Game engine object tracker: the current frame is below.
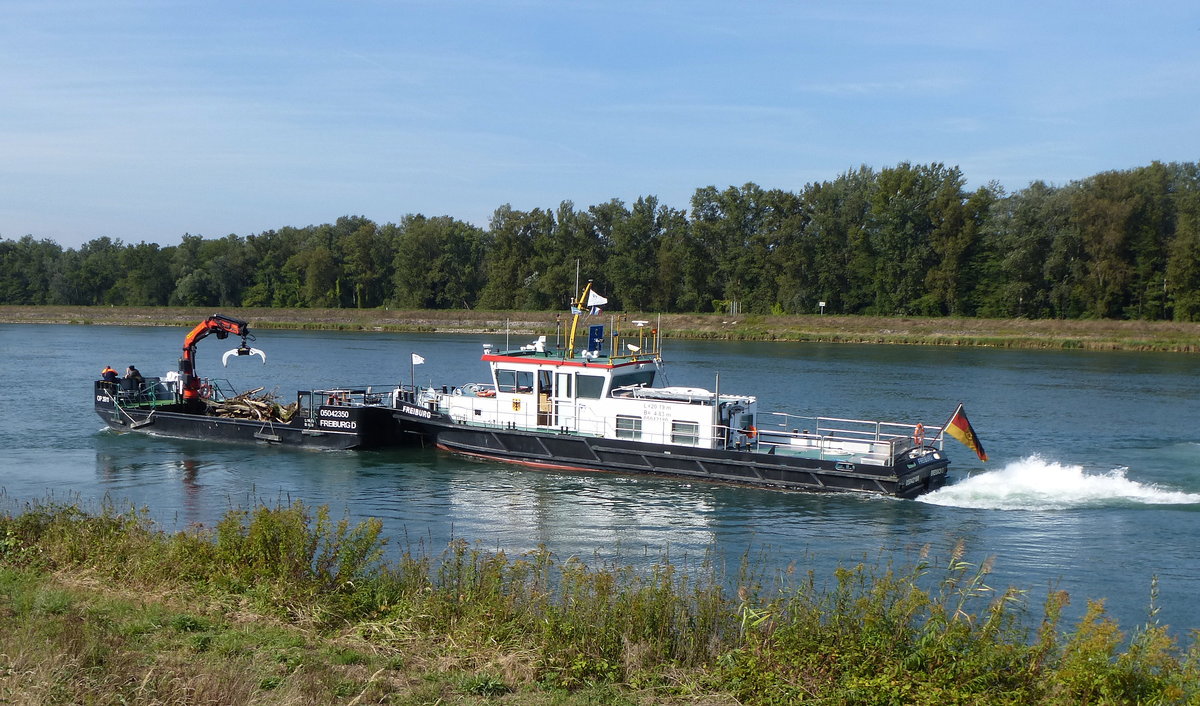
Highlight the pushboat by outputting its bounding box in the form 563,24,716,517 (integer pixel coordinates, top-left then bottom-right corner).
391,284,956,499
94,314,402,450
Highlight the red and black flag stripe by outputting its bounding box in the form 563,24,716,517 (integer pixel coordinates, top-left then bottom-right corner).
944,403,988,462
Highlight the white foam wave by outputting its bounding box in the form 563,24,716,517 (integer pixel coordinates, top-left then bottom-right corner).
919,454,1200,510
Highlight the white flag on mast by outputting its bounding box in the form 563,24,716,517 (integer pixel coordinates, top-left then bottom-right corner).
411,353,425,365
586,290,608,308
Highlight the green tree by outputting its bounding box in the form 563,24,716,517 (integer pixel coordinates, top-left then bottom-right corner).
242,227,306,307
865,164,954,314
608,196,665,312
0,236,64,304
201,234,250,307
750,188,808,314
1166,181,1200,320
690,183,774,312
1124,162,1176,319
112,241,173,305
649,204,694,312
169,234,207,305
77,237,125,305
391,216,486,308
976,182,1069,317
799,166,876,314
284,246,339,307
528,202,604,310
1072,170,1139,318
477,205,544,310
342,220,392,308
923,182,997,316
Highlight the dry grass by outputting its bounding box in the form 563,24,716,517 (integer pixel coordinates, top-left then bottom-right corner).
3,305,1199,351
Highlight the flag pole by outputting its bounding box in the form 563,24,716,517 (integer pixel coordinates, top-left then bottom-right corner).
935,402,963,442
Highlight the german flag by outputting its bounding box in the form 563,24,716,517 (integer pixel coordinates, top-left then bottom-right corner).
944,403,988,462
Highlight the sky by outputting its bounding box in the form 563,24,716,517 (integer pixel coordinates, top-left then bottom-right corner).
2,1,1198,249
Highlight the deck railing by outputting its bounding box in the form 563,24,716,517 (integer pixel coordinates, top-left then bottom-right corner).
759,412,944,459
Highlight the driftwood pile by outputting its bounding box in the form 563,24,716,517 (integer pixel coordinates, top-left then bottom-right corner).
204,387,299,423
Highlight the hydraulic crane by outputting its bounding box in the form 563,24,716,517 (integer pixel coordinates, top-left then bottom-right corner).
178,314,265,407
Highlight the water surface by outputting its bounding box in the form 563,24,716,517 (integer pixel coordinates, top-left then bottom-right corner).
2,323,1198,634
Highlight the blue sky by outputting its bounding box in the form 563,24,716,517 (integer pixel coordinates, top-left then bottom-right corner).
2,1,1197,248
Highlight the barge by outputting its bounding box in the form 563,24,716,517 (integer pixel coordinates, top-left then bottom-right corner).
93,314,402,450
392,284,978,498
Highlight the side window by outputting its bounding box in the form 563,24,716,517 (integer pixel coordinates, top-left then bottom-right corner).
515,370,533,393
615,415,642,440
577,374,605,399
671,421,699,446
495,369,517,393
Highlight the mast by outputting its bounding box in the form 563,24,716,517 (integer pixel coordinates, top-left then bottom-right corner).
566,280,593,358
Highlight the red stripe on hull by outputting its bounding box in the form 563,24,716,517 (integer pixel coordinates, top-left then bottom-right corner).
436,443,602,473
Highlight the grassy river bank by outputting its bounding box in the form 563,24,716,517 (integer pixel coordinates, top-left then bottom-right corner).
1,500,1196,705
3,305,1200,352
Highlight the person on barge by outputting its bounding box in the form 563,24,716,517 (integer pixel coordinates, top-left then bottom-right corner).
125,365,144,386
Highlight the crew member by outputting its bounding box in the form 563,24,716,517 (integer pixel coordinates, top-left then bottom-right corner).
125,365,144,387
100,365,118,382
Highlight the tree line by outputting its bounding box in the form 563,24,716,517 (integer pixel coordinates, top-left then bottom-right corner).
3,160,1200,320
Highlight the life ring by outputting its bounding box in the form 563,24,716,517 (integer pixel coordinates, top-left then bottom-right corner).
747,426,757,439
913,423,925,447
198,384,212,400
477,389,496,398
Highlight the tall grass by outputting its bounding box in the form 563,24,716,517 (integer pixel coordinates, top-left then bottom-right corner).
1,499,1197,704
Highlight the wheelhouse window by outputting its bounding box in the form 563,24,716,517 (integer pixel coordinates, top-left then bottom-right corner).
671,421,699,446
496,369,534,393
615,415,642,440
577,374,606,399
611,369,655,389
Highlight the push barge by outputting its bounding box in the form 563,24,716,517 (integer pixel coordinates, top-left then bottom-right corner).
392,284,968,499
94,314,401,450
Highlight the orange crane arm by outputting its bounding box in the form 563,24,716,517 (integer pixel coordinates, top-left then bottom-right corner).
179,314,251,401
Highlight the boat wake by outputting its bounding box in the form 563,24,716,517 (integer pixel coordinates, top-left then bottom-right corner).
919,454,1200,510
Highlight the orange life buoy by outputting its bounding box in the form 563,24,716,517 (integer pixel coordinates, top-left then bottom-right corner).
477,388,496,398
747,426,757,439
913,423,925,447
198,384,212,400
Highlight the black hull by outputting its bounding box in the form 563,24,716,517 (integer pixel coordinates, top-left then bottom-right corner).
95,385,399,450
395,413,949,499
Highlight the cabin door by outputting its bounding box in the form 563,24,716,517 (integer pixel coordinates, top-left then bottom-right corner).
536,370,554,427
550,371,574,429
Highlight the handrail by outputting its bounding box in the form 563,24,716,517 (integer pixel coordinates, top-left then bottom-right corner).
766,412,944,452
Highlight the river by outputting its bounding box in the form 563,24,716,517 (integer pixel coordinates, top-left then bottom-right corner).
2,322,1199,636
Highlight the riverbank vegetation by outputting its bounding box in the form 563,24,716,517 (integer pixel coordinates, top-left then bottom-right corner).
4,304,1199,353
1,499,1196,704
4,161,1200,322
